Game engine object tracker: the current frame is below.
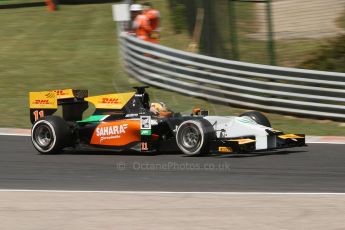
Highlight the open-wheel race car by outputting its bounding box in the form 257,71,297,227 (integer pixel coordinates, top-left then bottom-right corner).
29,86,306,156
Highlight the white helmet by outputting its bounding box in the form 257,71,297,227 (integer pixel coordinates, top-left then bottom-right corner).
130,4,143,12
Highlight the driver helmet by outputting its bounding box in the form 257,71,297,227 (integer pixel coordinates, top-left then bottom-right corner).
150,102,172,117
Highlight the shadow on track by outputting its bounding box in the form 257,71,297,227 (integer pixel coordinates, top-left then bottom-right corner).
56,148,180,156
55,148,307,158
213,149,308,158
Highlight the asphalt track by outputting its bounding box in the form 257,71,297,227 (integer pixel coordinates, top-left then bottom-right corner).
0,136,344,192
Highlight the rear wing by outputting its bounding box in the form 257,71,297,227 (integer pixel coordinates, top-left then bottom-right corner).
29,89,88,124
83,87,151,115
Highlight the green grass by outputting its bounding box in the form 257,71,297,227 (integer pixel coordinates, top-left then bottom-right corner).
0,4,125,127
237,38,325,67
0,3,344,136
235,1,257,34
0,0,40,4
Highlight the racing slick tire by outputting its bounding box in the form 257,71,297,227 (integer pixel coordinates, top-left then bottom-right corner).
240,111,271,127
31,116,71,154
176,119,213,156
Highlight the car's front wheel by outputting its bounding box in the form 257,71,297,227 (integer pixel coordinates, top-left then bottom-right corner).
176,120,212,156
31,116,71,154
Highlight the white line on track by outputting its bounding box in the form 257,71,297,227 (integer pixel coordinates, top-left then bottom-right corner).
306,142,345,144
0,189,344,195
0,133,30,137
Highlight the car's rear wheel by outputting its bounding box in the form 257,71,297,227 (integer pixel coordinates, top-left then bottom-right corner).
31,116,71,154
240,111,271,127
176,120,212,156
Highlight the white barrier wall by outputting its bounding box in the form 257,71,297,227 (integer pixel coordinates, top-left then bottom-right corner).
119,33,345,121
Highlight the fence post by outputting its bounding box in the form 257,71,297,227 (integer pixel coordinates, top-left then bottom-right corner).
266,0,276,65
229,0,239,60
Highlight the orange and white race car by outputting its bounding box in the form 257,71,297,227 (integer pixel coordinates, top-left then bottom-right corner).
29,86,306,156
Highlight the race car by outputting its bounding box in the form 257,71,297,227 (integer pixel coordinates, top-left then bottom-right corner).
29,86,306,156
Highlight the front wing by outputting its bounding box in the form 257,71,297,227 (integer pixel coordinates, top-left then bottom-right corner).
210,134,306,154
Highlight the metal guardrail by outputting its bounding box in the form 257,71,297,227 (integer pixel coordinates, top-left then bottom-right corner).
119,33,345,121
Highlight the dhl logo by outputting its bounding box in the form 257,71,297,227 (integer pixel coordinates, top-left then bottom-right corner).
101,98,120,104
54,90,66,96
33,99,53,105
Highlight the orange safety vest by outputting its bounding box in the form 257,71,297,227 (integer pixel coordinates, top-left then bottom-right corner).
133,14,152,42
45,0,57,11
